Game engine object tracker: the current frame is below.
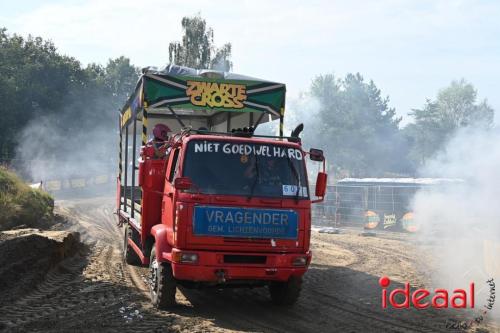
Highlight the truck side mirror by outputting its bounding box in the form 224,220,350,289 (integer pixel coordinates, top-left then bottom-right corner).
315,172,328,198
174,177,192,190
309,148,324,162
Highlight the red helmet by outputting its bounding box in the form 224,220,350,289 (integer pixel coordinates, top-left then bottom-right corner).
153,124,171,140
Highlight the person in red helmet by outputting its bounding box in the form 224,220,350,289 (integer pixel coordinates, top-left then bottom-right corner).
148,124,171,158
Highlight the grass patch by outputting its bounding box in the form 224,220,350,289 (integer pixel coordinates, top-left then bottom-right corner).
0,167,54,231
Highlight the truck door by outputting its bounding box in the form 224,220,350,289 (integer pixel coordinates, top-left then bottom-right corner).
162,148,180,244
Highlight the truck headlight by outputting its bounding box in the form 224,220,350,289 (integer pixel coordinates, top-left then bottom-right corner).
173,251,198,263
181,253,198,263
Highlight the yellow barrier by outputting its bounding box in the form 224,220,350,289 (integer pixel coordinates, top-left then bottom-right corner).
95,175,109,184
39,174,115,192
70,178,86,188
45,180,62,191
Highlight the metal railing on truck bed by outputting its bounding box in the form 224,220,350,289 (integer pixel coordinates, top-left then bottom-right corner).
119,185,142,216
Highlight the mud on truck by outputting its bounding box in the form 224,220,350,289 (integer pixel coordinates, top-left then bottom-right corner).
117,65,327,308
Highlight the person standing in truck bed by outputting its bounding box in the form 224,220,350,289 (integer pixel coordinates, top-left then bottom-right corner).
148,124,171,158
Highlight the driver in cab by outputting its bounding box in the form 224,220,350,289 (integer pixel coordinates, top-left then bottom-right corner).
244,157,282,187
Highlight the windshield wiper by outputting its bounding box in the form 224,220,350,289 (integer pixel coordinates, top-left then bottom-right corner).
247,155,260,201
285,154,301,202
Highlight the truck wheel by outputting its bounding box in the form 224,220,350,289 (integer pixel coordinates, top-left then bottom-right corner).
269,276,302,306
123,225,141,265
149,247,176,309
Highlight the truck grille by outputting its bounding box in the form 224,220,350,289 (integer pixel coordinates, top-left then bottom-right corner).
223,255,267,264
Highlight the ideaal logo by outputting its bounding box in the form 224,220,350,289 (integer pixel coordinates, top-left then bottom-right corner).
379,276,475,309
186,80,247,109
379,276,495,330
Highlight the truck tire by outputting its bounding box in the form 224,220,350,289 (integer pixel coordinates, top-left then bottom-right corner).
123,225,141,265
149,247,176,309
269,276,302,306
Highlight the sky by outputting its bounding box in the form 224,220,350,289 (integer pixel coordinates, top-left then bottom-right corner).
2,0,499,124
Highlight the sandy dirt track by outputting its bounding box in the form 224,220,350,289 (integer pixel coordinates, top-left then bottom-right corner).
0,197,496,332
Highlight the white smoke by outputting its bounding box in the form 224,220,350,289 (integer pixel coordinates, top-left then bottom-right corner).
14,98,118,198
412,126,500,320
253,93,321,139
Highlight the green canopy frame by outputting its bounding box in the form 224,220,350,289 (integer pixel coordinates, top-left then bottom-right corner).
118,65,287,218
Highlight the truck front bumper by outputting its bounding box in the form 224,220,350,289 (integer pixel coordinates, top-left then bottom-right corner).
165,250,311,283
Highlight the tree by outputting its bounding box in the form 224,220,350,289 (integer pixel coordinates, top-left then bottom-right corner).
406,79,494,165
0,28,139,182
13,55,139,181
168,15,233,71
306,73,407,177
0,28,83,160
210,43,232,71
104,56,139,102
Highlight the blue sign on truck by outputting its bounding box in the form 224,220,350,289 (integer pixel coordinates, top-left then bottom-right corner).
193,206,298,239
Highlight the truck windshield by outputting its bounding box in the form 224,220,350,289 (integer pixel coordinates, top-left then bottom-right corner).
182,140,309,199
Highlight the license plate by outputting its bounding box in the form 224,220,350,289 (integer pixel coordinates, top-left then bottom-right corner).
193,206,298,239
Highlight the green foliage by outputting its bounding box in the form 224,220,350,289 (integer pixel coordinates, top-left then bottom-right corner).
0,167,53,230
169,15,233,71
0,28,82,160
211,43,232,72
1,25,496,181
406,79,494,165
0,28,139,178
101,56,140,106
307,73,407,177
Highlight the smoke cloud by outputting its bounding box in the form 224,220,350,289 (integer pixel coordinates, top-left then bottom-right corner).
412,126,500,319
14,94,118,198
253,94,321,141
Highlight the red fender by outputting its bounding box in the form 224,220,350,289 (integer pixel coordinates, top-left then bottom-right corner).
150,224,173,262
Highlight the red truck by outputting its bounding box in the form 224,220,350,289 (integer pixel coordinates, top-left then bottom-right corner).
117,65,327,308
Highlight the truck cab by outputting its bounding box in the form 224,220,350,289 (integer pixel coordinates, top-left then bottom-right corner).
117,65,327,308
